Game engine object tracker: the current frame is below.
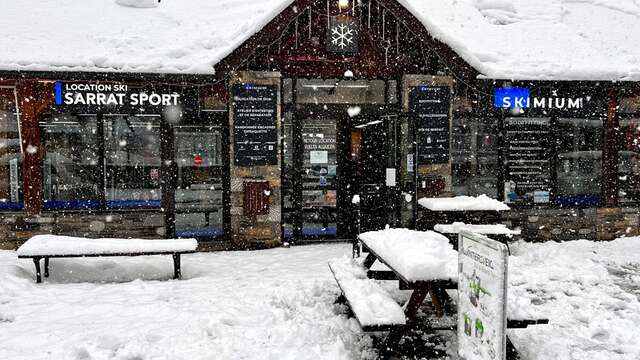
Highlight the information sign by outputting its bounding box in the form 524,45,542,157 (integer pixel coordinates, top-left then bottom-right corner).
458,231,509,360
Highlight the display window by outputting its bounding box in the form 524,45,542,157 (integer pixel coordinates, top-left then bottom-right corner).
0,87,22,210
619,117,640,204
41,114,100,209
104,115,161,208
452,117,499,198
555,118,604,206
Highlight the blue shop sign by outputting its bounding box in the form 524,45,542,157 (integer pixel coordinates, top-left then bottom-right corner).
494,88,530,108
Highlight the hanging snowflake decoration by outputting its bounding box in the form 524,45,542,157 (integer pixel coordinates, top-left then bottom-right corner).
326,17,358,54
331,24,355,50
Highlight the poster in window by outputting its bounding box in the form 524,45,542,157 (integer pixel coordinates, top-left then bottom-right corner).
409,86,451,165
504,118,552,204
232,84,278,166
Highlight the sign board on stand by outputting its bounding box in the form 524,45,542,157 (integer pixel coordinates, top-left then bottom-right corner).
458,231,509,360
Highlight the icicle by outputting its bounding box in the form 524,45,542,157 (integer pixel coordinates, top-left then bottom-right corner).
295,18,299,49
327,0,330,29
308,7,312,40
382,9,385,40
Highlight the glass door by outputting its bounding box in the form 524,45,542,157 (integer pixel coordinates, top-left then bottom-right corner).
173,126,225,239
301,118,338,237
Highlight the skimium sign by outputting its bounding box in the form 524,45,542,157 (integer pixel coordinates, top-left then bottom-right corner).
494,88,587,110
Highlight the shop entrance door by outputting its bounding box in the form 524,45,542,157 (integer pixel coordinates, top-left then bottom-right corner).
283,105,402,241
173,125,226,239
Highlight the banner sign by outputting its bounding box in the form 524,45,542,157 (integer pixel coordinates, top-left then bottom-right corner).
409,86,451,165
504,117,552,204
493,87,604,117
54,81,181,113
232,83,278,166
458,231,509,360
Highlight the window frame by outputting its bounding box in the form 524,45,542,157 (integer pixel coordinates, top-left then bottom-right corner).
0,86,24,210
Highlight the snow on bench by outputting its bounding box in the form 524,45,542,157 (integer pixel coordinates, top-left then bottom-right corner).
329,257,406,331
17,235,198,283
434,222,521,236
418,195,510,211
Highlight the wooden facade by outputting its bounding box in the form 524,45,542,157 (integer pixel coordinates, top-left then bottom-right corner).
0,0,638,250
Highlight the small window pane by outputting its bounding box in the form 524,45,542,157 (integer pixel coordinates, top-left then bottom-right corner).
41,115,100,209
619,117,640,203
0,88,22,209
104,115,161,208
452,118,498,198
556,118,604,206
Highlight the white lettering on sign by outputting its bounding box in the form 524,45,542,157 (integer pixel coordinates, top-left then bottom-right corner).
502,96,585,110
57,82,180,107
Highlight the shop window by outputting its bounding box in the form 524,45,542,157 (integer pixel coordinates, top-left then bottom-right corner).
174,126,225,238
452,118,499,198
619,117,640,204
41,115,100,209
104,115,161,208
0,87,22,210
555,118,604,206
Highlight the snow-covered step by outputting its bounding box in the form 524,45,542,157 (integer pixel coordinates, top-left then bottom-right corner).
329,258,406,331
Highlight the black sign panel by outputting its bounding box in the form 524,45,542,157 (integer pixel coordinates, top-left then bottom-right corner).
54,81,184,113
326,16,359,54
410,86,451,165
232,84,278,166
504,118,552,204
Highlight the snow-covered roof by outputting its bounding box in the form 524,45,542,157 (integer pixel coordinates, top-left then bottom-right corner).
1,0,639,81
398,0,640,81
0,0,294,75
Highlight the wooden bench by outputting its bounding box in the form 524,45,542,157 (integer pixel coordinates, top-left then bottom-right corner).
17,235,198,283
328,258,406,332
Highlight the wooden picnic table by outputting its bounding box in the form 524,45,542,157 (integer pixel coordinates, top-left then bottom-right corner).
357,229,459,354
349,229,547,358
417,195,510,231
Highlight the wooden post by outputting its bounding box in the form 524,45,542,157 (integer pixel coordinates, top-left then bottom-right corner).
604,87,619,207
17,81,43,215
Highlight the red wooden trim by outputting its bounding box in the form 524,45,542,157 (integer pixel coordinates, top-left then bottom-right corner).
213,0,478,82
17,81,43,215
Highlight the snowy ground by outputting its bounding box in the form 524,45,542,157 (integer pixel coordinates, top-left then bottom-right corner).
1,238,639,360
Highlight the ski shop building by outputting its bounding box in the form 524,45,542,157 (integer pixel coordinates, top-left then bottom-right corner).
0,0,639,250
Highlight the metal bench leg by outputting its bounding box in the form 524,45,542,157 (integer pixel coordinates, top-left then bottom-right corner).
44,257,50,278
32,257,42,283
172,254,181,279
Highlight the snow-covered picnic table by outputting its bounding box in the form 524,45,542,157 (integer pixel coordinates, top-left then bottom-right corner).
331,228,548,358
418,195,511,212
417,195,512,233
17,235,198,283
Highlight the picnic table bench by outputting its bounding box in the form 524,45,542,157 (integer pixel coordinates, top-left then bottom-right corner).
331,228,547,359
17,235,198,283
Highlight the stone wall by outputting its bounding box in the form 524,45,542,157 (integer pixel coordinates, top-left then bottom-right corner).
0,211,166,250
501,207,640,242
